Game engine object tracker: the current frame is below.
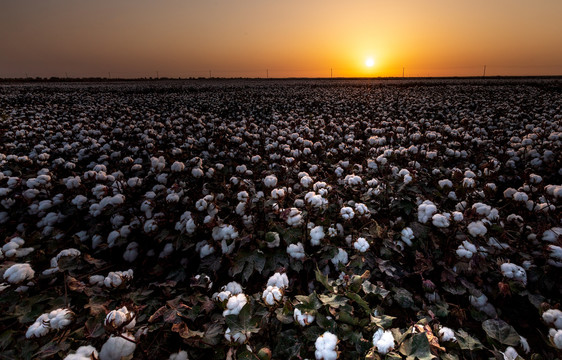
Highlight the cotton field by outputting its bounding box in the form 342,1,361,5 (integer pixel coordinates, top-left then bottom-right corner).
0,78,561,359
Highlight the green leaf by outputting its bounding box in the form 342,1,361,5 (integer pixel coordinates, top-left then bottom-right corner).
362,280,390,299
315,267,336,292
455,329,483,351
225,304,260,334
370,315,396,329
319,294,348,308
400,333,434,360
273,329,302,359
295,292,322,313
203,323,223,346
482,319,520,346
346,292,371,312
392,288,414,309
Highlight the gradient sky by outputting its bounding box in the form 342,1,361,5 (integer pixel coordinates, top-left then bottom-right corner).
1,0,562,78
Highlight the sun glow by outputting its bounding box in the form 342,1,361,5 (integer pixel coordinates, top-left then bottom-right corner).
365,57,375,67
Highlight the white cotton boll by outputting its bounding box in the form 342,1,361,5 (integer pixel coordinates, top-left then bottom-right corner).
340,206,355,220
472,202,491,216
300,175,313,188
26,314,50,338
315,331,338,360
265,232,280,248
401,227,414,246
195,199,208,211
372,328,395,355
503,347,519,360
191,168,204,178
448,191,458,200
310,226,325,246
462,177,475,188
89,275,104,286
287,242,305,260
224,327,249,344
550,328,562,349
452,211,464,221
286,208,303,226
417,200,437,223
438,179,453,189
519,336,530,353
271,188,286,199
343,174,362,186
542,309,562,329
353,237,370,253
235,202,246,215
263,175,278,188
168,350,188,360
439,327,457,342
3,263,34,284
144,219,158,233
159,243,174,258
548,245,562,267
99,333,136,360
267,272,289,289
331,248,348,266
354,203,370,216
262,285,283,305
500,263,527,285
542,227,562,242
171,161,185,172
456,240,477,258
467,221,487,237
294,308,315,326
199,244,215,258
223,293,248,316
503,188,517,199
432,213,450,228
105,307,136,331
49,308,74,330
64,345,99,360
223,281,243,295
512,192,528,202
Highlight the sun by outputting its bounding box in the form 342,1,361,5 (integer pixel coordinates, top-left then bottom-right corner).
365,57,375,67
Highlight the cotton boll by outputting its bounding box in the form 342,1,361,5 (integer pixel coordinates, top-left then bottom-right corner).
267,272,289,289
354,203,370,217
542,309,562,329
547,245,562,267
452,211,464,221
438,326,457,342
310,226,325,246
262,286,283,305
159,243,174,258
519,336,530,353
223,294,248,316
3,263,35,284
456,240,477,258
99,333,136,360
502,346,519,360
263,175,278,188
123,242,139,262
353,237,370,252
315,331,338,360
372,328,395,355
286,208,303,226
25,314,50,338
549,328,562,349
63,345,98,360
287,242,305,260
294,308,315,326
265,232,280,248
401,227,414,246
542,227,562,242
467,221,487,237
49,308,74,330
331,248,348,266
105,306,136,332
224,327,249,344
500,263,527,285
168,350,188,360
417,200,437,223
432,213,450,228
340,206,355,220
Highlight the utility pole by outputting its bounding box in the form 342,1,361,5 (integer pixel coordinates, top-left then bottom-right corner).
483,65,486,77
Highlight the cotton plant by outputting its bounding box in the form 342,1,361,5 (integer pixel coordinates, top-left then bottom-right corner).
372,328,395,355
89,269,133,288
315,331,338,360
26,308,74,338
104,306,136,332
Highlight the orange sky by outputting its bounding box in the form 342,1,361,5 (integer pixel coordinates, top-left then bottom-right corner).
1,0,561,78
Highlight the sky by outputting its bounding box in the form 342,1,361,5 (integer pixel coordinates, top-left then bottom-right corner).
1,0,562,78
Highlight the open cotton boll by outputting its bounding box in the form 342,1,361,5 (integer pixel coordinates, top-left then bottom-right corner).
401,227,414,246
432,213,450,228
63,345,98,360
105,306,136,332
262,286,283,305
372,328,395,355
123,242,139,262
26,314,50,338
542,309,562,329
294,308,315,326
168,350,188,360
263,174,278,188
502,347,519,360
225,327,249,344
519,336,530,353
456,240,477,258
315,331,338,360
438,326,457,342
223,293,248,316
500,263,527,285
547,245,562,267
99,333,136,360
310,226,325,246
438,179,453,189
417,200,437,223
287,242,305,259
340,206,355,220
549,328,562,349
265,232,280,248
354,203,370,216
267,272,289,289
331,248,348,266
353,237,370,253
542,227,562,242
49,308,74,330
286,208,303,226
512,192,528,202
467,221,487,237
3,263,35,284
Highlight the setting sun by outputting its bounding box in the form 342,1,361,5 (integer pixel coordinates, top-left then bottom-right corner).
365,58,375,68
